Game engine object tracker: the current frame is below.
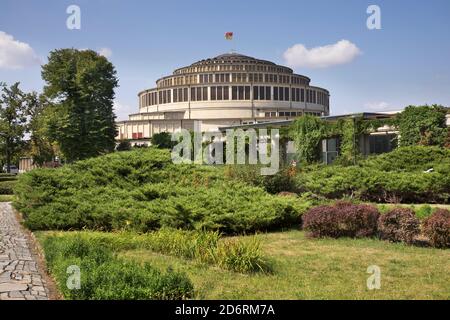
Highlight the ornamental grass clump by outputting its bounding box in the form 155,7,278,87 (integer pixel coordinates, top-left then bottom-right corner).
215,236,272,273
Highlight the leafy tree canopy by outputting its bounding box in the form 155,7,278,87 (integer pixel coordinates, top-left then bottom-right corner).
41,48,119,162
396,105,448,147
0,82,28,171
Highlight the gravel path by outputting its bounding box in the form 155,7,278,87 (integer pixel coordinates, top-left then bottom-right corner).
0,202,49,300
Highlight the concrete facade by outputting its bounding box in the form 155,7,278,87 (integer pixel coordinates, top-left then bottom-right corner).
116,53,330,145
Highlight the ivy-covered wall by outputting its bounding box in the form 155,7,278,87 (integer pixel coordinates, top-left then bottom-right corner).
288,105,448,165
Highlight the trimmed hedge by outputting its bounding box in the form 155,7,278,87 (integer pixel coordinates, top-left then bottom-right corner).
378,208,420,244
423,209,450,248
302,202,379,238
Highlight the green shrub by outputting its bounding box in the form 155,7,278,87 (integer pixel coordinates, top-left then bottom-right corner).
116,140,132,151
363,146,450,172
423,209,450,248
414,205,433,220
15,149,307,234
378,208,420,244
151,132,176,149
42,233,194,300
0,180,16,195
224,164,297,194
295,147,450,203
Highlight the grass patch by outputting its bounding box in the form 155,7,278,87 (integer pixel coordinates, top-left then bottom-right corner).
375,203,450,219
40,232,194,300
37,229,271,274
119,230,450,299
0,194,14,202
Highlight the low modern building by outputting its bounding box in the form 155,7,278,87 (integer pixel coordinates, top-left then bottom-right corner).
116,52,330,145
221,111,450,164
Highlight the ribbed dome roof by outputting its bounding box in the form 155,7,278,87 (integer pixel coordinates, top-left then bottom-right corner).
190,52,277,66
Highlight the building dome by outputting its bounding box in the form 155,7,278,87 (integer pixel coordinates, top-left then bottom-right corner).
184,53,281,69
117,52,330,143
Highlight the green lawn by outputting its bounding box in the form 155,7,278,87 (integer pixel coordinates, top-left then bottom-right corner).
119,230,450,300
0,194,14,202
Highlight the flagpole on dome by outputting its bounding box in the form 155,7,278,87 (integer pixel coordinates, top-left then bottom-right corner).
225,32,234,54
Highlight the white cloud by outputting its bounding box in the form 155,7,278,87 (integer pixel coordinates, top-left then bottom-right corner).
283,40,361,69
364,101,392,111
0,31,40,69
98,47,112,58
113,100,134,120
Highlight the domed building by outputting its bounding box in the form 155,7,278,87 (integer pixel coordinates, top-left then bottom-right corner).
116,53,330,144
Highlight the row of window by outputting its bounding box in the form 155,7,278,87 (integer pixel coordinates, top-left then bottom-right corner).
273,87,291,101
210,86,230,100
231,86,251,100
158,89,171,104
173,88,189,103
158,73,309,88
141,86,329,107
174,63,291,75
264,111,322,117
190,87,209,101
253,86,271,100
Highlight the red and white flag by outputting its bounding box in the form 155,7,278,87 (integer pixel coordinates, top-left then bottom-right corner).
225,32,233,40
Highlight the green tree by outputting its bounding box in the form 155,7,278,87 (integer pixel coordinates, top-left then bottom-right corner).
41,48,119,162
396,105,448,147
0,82,28,172
151,132,176,149
116,140,131,151
289,115,327,164
25,92,57,166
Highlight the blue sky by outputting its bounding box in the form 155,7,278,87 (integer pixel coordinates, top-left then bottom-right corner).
1,0,449,119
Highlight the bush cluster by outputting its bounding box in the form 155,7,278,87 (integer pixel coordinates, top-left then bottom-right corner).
378,208,420,244
302,202,379,238
295,147,450,203
42,233,194,300
0,180,16,195
224,164,297,194
423,209,450,248
14,148,307,234
303,203,449,248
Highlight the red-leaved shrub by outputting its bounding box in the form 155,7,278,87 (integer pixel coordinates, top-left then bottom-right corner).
423,209,450,248
378,208,420,244
302,202,379,238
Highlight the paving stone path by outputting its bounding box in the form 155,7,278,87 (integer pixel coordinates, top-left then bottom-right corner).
0,202,49,300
